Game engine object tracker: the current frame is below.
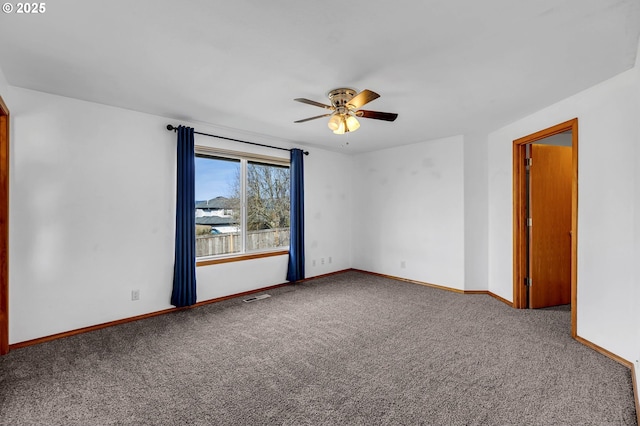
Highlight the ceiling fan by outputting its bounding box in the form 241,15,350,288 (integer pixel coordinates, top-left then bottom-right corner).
294,88,398,134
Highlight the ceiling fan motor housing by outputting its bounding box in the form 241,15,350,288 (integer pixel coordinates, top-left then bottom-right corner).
328,88,358,112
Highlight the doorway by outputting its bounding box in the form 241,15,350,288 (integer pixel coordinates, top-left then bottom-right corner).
0,95,8,355
513,118,578,337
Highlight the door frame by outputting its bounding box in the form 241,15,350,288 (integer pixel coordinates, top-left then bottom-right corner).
512,118,578,337
0,95,8,355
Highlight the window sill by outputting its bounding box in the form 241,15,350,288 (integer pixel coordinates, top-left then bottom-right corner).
196,249,289,267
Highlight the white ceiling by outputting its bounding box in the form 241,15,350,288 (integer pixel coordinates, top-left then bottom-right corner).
1,0,639,153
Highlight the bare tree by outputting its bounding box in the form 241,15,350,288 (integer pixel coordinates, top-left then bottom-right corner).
231,162,290,231
247,162,290,230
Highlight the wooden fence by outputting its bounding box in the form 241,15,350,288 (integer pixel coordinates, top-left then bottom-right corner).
196,228,289,257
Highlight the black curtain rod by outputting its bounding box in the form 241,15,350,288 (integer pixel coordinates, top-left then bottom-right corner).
166,125,309,155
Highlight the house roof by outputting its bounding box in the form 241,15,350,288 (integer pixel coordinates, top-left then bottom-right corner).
196,197,232,210
0,1,638,153
195,216,238,226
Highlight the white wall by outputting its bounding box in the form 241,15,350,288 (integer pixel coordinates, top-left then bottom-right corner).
7,87,351,344
488,67,640,362
0,66,9,101
463,133,489,290
304,147,353,276
9,87,175,343
632,43,640,404
351,136,465,290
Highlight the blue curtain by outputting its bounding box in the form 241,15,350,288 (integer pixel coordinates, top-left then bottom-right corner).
287,148,305,282
171,126,197,307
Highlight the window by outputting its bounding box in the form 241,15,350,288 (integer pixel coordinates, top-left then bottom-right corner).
195,148,290,259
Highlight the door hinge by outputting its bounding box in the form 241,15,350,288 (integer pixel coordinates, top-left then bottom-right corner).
525,157,532,167
527,217,532,227
524,277,532,286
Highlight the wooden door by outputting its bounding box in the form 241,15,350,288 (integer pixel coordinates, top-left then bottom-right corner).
529,144,572,308
0,95,8,354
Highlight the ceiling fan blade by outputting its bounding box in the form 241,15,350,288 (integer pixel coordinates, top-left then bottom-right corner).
294,98,334,110
347,89,380,109
294,113,332,123
356,110,398,122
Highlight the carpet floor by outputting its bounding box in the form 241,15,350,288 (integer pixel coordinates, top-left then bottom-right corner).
0,271,636,425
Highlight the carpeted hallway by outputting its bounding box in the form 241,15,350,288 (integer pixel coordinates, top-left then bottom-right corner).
0,271,636,425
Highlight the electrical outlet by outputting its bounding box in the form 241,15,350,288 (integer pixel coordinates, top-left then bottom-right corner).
401,261,406,269
131,289,140,301
312,259,316,267
321,258,325,265
328,256,332,264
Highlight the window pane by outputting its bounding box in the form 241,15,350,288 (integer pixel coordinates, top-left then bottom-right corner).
246,161,290,251
195,156,241,257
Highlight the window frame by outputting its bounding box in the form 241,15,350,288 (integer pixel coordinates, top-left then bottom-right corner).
194,146,290,266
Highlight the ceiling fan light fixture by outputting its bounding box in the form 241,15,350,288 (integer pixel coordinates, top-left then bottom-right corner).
332,116,346,134
327,114,342,131
345,115,360,132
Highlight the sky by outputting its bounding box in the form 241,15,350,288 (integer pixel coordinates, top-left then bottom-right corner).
195,156,239,201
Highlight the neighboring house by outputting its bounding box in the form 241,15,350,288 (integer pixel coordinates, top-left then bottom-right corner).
195,197,238,233
195,196,235,218
195,215,239,234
